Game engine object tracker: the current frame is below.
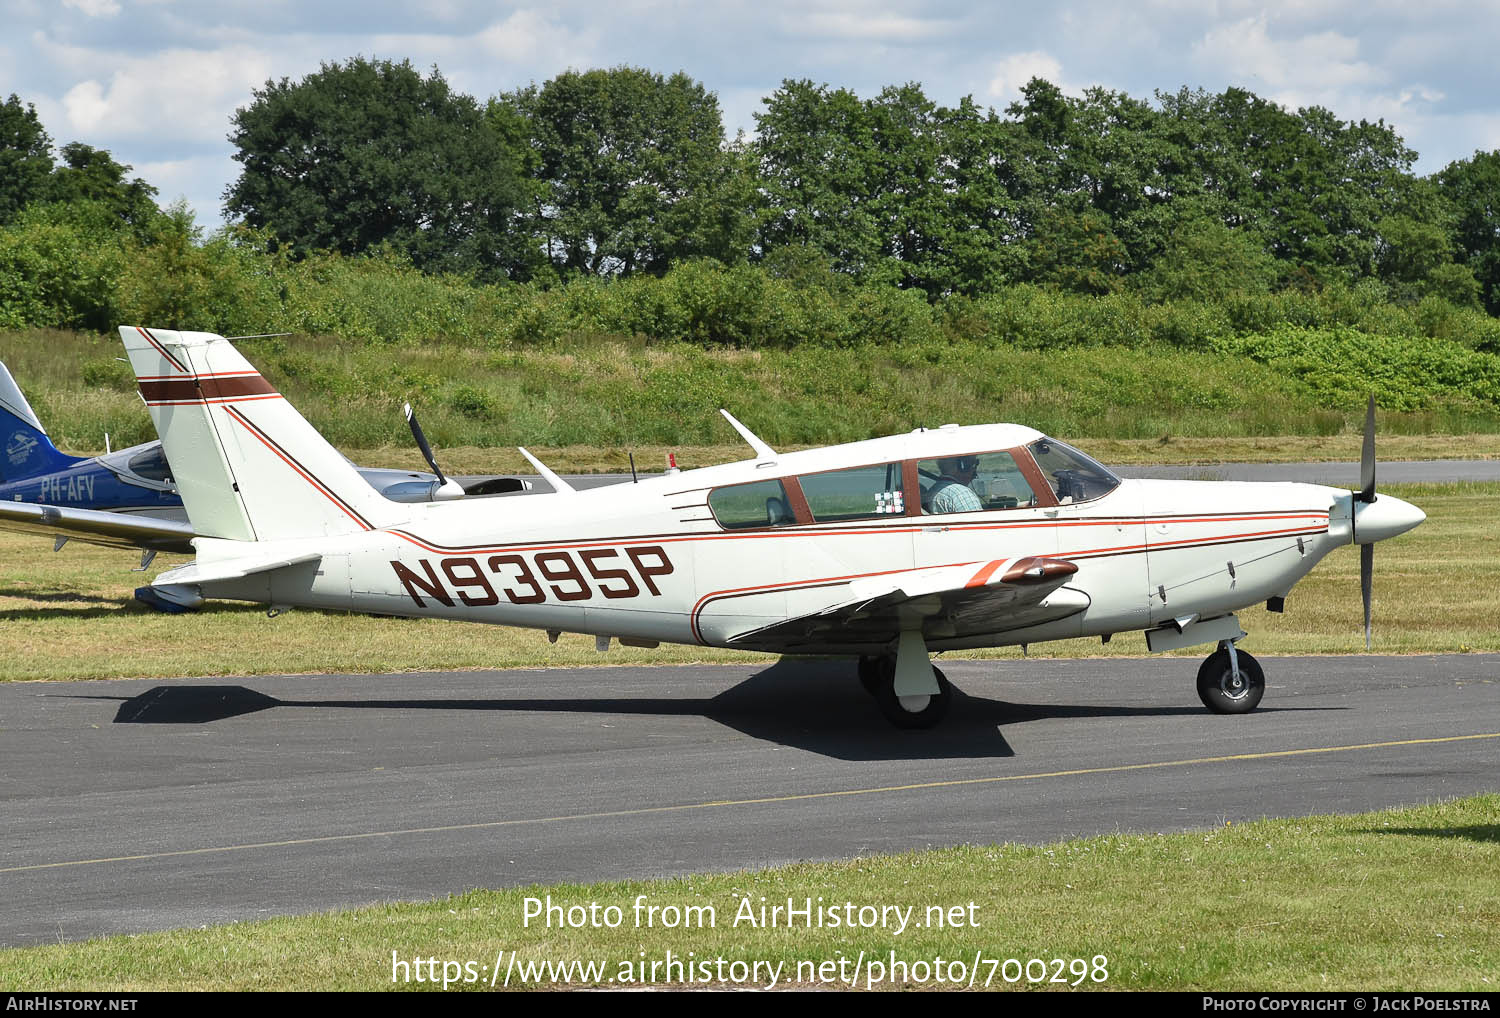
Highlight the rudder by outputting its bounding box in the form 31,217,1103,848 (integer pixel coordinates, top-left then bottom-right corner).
0,361,82,483
118,327,403,541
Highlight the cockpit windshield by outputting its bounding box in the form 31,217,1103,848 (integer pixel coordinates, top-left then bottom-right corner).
1026,438,1120,504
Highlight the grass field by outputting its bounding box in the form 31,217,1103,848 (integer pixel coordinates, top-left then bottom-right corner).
5,329,1499,459
2,795,1496,990
0,482,1494,682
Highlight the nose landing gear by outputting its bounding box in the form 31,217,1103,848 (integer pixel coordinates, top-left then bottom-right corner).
1196,640,1265,714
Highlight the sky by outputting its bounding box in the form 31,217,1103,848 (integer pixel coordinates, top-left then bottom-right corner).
5,0,1500,231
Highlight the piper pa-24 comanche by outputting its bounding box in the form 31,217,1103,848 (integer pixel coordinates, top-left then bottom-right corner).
71,326,1430,728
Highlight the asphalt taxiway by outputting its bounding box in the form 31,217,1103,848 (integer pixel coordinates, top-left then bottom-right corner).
1,654,1496,947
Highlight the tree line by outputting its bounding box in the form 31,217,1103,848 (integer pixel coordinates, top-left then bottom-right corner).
5,59,1500,317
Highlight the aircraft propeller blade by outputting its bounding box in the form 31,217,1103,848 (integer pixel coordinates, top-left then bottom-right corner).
1356,395,1375,648
1361,542,1373,651
403,402,448,487
1356,395,1376,503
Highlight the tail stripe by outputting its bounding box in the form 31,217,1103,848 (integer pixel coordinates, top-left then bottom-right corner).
135,327,190,374
140,374,278,405
223,405,373,530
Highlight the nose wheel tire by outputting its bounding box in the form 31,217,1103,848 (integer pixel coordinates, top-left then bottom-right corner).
1196,647,1265,714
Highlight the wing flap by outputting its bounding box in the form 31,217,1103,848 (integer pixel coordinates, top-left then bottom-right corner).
726,556,1088,651
0,502,195,553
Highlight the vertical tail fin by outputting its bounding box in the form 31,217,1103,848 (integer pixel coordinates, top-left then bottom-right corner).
0,361,83,482
118,327,403,541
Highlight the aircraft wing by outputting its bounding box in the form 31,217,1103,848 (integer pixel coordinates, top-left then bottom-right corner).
725,556,1089,653
0,502,195,554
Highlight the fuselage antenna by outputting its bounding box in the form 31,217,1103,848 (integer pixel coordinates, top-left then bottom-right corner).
719,409,776,460
518,447,576,494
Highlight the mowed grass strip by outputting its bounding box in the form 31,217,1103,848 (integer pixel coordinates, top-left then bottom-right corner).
2,795,1496,991
0,483,1495,682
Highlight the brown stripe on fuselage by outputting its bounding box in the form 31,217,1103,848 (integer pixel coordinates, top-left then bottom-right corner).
139,373,277,404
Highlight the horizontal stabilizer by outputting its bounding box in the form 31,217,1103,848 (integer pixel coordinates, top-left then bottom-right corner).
150,545,322,587
0,501,195,553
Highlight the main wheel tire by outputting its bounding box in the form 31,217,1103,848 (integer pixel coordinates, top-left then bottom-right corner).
1196,647,1265,714
873,664,952,729
857,656,883,696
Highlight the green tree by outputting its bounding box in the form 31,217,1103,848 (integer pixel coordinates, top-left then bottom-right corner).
1027,207,1126,294
755,81,1024,296
47,142,159,236
0,200,128,330
1134,214,1277,302
224,57,534,279
1435,150,1500,313
0,95,55,226
938,96,1029,293
754,80,882,278
506,67,749,277
1208,90,1417,282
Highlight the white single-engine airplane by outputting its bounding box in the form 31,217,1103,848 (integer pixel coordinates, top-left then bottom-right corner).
92,326,1425,728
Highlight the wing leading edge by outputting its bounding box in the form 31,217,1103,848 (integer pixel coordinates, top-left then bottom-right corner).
724,556,1089,653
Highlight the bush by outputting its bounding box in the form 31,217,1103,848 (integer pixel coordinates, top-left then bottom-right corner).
1213,326,1500,412
0,202,125,330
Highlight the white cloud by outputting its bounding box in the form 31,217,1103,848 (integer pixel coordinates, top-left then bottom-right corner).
1191,13,1382,93
38,42,277,143
475,9,598,69
61,0,121,16
60,79,109,131
797,10,955,42
134,153,231,220
987,51,1066,104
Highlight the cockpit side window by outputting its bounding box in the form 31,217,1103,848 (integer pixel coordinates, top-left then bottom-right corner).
127,446,174,483
1026,438,1120,504
917,451,1039,514
708,478,796,529
797,462,906,523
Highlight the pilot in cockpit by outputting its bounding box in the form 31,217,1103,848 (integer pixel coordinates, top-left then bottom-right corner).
924,456,983,514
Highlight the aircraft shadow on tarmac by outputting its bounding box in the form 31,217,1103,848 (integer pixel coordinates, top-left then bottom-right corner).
68,659,1335,762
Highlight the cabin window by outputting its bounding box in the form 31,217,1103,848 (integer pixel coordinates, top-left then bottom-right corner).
708,478,796,529
1027,438,1120,503
127,446,174,483
797,462,905,522
917,451,1037,514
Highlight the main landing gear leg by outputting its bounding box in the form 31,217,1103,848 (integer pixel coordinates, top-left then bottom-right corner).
858,630,953,729
1196,637,1265,714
